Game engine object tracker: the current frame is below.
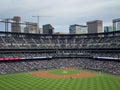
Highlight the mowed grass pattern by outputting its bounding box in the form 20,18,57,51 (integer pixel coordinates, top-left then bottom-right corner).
0,69,120,90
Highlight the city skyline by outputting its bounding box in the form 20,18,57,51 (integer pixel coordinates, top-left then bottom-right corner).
0,0,120,33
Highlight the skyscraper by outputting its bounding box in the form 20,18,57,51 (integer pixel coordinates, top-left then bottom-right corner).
24,23,37,34
117,22,120,30
11,16,21,33
87,20,103,34
113,18,120,31
104,26,113,32
69,24,88,34
43,24,54,34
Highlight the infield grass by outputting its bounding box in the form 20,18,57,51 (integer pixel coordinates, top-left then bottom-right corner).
0,69,120,90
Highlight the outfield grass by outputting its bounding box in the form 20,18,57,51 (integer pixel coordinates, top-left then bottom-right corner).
0,69,120,90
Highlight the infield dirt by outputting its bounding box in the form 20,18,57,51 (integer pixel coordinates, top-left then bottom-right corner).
31,71,97,78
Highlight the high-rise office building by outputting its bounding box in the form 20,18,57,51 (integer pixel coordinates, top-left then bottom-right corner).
104,26,113,32
69,24,88,34
113,18,120,31
117,22,120,30
43,24,54,34
87,20,103,34
11,16,21,33
24,23,37,34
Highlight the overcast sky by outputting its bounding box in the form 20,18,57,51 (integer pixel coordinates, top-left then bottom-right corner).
0,0,120,33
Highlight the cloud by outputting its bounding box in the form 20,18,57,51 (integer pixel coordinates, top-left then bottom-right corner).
0,0,120,32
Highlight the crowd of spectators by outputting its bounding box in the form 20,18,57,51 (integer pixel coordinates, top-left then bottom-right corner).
0,58,120,75
0,35,120,49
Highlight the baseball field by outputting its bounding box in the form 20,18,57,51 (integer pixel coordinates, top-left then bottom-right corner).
0,69,120,90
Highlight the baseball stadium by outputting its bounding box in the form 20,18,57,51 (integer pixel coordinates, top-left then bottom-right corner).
0,31,120,90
